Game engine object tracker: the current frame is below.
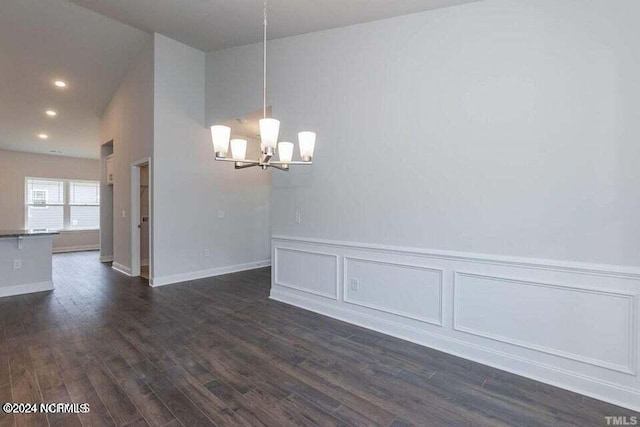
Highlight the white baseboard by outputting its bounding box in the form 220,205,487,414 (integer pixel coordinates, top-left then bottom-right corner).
53,245,99,254
0,281,54,298
100,255,113,262
112,262,132,276
271,235,640,412
151,260,270,287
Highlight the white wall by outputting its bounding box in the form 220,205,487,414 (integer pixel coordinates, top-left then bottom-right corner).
100,37,154,273
207,0,640,268
153,34,270,286
0,235,54,297
0,149,100,252
206,0,640,410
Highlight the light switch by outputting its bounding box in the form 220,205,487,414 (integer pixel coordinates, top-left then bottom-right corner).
295,211,302,224
13,259,22,270
350,278,360,291
121,210,126,218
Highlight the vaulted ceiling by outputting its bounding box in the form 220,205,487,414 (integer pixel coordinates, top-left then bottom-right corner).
0,0,149,158
68,0,476,52
0,0,475,159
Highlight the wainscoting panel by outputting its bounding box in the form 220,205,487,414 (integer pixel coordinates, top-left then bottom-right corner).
454,272,635,374
270,235,640,411
274,247,339,299
344,257,443,326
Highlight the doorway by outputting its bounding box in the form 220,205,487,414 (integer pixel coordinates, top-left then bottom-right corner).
131,158,151,280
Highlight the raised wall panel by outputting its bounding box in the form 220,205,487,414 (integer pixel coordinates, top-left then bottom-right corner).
453,272,636,374
274,247,338,299
270,235,640,411
344,257,442,325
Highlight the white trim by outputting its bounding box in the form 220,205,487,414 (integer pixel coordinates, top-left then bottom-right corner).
112,262,132,276
0,281,53,298
343,255,444,326
99,255,113,262
270,235,640,412
53,245,99,254
452,271,637,375
274,247,339,300
24,177,101,231
131,157,152,279
151,260,271,287
272,235,640,279
270,287,640,413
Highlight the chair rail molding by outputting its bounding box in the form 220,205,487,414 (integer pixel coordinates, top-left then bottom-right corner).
270,235,640,412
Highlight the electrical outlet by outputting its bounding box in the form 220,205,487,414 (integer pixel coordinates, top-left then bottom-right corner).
121,210,126,218
203,248,211,257
217,210,225,219
13,259,22,270
350,278,360,291
295,211,302,224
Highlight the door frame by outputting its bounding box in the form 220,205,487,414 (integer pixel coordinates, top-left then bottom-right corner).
131,157,152,279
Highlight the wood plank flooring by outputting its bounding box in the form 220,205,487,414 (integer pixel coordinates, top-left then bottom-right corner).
0,251,637,426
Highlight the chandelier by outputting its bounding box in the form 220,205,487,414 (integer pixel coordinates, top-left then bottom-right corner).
210,0,316,171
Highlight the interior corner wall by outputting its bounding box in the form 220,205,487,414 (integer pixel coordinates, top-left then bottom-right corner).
206,0,640,268
152,34,270,286
100,36,154,273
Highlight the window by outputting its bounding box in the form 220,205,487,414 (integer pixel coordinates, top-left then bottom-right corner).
26,179,65,230
25,178,100,231
69,181,100,230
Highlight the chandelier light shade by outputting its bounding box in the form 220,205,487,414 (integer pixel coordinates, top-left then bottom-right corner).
298,131,316,161
259,118,280,152
278,142,294,163
211,125,231,156
230,139,247,160
210,0,316,171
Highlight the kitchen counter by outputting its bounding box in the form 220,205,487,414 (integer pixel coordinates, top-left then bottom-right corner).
0,229,60,238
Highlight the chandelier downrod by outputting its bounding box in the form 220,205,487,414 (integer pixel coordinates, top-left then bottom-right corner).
263,0,267,119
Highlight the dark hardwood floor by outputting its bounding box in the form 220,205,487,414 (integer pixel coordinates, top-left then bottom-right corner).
0,251,637,426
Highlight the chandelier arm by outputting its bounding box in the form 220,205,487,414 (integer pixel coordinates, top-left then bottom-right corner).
271,164,290,171
216,157,245,163
234,162,260,169
216,157,261,165
270,160,313,165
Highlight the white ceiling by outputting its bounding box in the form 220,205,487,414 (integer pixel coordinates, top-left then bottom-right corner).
0,0,474,159
68,0,477,52
0,0,149,159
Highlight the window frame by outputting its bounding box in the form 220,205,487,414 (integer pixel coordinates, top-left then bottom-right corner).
25,177,100,231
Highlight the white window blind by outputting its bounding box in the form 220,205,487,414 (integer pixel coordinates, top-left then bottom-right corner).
26,179,65,230
27,179,65,205
25,178,100,231
69,181,100,230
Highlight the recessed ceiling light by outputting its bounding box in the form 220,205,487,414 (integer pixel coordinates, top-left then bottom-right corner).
38,133,49,139
53,80,67,88
45,110,57,117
